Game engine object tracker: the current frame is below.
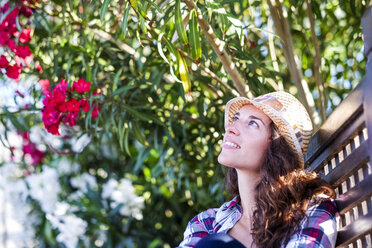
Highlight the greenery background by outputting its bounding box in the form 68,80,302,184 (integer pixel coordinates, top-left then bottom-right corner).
0,0,370,247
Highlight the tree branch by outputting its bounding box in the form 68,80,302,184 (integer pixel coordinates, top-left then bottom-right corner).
267,0,320,128
306,0,326,122
182,0,252,98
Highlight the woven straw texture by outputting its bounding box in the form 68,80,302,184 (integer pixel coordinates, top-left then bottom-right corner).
224,92,313,166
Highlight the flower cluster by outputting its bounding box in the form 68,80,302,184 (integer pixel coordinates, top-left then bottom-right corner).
102,178,145,220
0,1,39,81
41,78,101,135
20,131,44,166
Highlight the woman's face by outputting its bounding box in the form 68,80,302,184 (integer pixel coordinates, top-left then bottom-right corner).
218,104,272,172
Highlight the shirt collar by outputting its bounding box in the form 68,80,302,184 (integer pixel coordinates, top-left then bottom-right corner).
215,195,242,231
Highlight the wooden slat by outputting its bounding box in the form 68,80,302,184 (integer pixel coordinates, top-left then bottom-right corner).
305,82,364,165
362,7,372,166
307,113,365,173
323,141,369,186
336,173,372,215
336,210,372,247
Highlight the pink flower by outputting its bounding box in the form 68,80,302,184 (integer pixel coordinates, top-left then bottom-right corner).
23,143,44,165
15,90,24,98
6,64,21,80
19,28,31,43
39,79,50,95
73,78,91,93
79,99,90,112
0,55,9,68
66,98,80,112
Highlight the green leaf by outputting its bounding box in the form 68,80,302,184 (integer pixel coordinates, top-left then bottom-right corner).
123,104,164,126
163,35,178,62
157,33,170,64
142,0,163,13
189,9,201,61
111,85,135,97
131,121,148,146
112,68,123,92
175,0,189,46
123,126,131,156
121,2,130,38
177,51,191,96
100,0,112,23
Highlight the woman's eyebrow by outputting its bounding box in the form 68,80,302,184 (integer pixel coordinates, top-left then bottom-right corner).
249,115,266,127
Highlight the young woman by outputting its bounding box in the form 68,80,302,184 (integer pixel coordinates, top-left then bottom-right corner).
178,92,338,248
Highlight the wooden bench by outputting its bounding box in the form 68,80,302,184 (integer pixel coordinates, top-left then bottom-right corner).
305,7,372,248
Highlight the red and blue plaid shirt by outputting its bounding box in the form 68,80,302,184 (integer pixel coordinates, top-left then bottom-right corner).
178,196,338,248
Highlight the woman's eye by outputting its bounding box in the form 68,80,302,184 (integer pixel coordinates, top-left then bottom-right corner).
248,120,259,127
232,116,239,122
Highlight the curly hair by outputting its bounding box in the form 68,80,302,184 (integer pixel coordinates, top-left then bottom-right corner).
225,122,335,248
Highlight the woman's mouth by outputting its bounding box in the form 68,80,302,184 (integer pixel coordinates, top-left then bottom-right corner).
223,141,241,149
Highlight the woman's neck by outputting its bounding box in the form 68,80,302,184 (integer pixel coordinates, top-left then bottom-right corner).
236,169,260,219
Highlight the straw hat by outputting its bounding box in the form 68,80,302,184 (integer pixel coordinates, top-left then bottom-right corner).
224,92,313,166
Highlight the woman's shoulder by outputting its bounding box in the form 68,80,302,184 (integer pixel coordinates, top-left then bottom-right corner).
306,194,338,219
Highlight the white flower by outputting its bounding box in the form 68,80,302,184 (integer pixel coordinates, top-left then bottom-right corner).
56,157,81,175
26,166,61,213
101,178,144,220
47,210,87,248
71,134,92,153
70,172,98,193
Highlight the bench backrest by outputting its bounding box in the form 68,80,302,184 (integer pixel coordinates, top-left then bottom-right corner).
305,7,372,248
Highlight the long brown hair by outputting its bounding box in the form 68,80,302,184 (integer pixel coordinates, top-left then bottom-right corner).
225,122,335,247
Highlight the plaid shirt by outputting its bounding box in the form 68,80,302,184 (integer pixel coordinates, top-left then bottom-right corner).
178,196,338,248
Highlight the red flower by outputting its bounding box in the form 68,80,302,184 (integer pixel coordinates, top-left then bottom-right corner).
0,31,10,46
41,107,62,135
0,55,9,68
15,45,32,58
79,99,90,112
92,105,101,119
35,61,42,73
19,28,32,43
6,64,21,80
66,98,80,112
73,78,91,94
64,111,79,126
45,123,60,135
53,78,68,94
19,6,33,18
6,39,16,51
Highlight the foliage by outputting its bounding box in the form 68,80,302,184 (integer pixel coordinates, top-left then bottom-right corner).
0,0,369,247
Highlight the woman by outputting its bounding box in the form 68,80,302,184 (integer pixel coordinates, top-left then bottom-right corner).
178,92,338,248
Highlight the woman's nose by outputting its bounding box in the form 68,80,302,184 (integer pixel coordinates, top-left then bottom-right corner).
226,123,240,136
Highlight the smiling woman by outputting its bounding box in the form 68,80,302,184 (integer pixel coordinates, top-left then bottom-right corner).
177,92,338,248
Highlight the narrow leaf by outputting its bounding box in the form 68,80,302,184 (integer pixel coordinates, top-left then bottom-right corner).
157,33,170,64
177,51,191,95
189,9,201,61
175,0,189,46
100,0,112,23
121,2,130,38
